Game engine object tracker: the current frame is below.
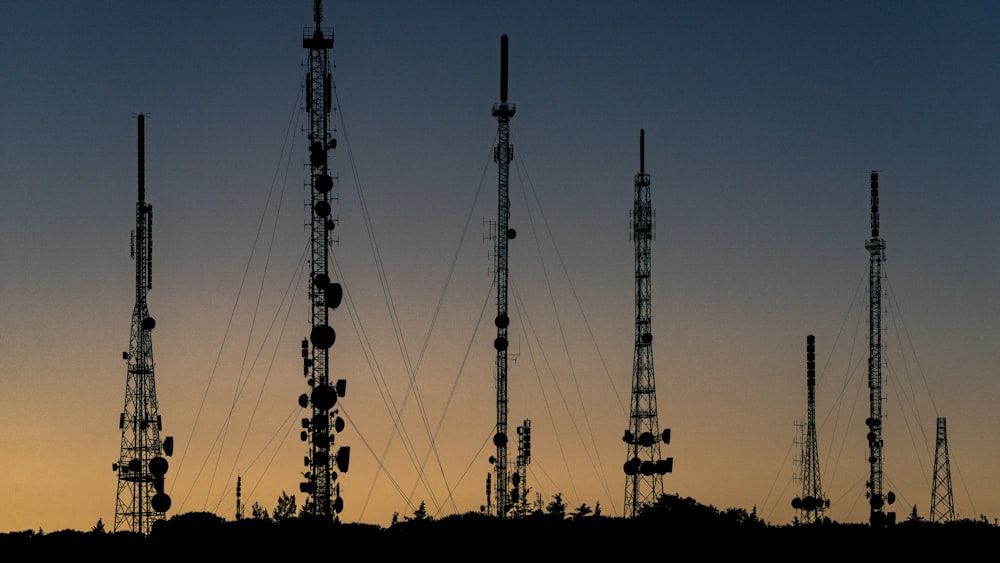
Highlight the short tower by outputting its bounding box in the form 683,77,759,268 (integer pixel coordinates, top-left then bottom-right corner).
930,417,955,523
791,335,829,522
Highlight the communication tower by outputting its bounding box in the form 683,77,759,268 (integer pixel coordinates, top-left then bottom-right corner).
236,475,244,520
792,335,829,522
930,417,955,522
865,170,895,527
622,130,672,517
484,473,492,516
113,113,174,535
297,0,350,519
513,419,532,517
488,33,516,518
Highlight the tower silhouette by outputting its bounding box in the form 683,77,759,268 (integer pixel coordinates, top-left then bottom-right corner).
236,475,244,521
792,335,829,522
865,170,895,527
930,417,955,522
113,113,174,535
623,130,672,517
513,419,531,517
297,0,349,519
489,33,516,517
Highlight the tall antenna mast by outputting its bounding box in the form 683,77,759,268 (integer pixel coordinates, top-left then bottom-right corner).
489,33,516,517
792,335,829,522
114,113,174,535
623,129,672,517
298,0,349,519
865,170,895,527
930,417,955,522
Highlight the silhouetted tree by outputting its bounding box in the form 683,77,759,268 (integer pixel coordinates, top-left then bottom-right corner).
724,507,748,524
908,505,923,522
272,491,297,521
405,501,429,522
90,518,105,533
546,493,566,519
251,502,271,521
593,501,602,517
572,503,592,519
643,493,725,527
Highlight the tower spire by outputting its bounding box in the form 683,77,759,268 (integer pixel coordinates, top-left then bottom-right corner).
623,129,672,517
490,33,516,518
138,114,145,204
114,113,173,535
312,0,323,29
298,0,349,520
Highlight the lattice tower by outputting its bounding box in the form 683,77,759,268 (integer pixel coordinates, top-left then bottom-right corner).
865,170,895,527
297,0,350,519
792,335,829,521
513,420,532,517
114,113,174,535
930,417,955,522
489,33,516,517
623,130,672,517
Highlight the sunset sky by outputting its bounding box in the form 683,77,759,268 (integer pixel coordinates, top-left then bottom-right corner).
2,1,1000,532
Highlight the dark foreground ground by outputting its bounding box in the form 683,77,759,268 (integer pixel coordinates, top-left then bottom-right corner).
4,496,995,559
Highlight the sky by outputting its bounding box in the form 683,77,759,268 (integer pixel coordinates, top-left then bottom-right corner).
2,0,1000,532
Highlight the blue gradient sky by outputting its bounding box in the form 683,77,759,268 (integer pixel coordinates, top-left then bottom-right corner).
2,1,999,531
